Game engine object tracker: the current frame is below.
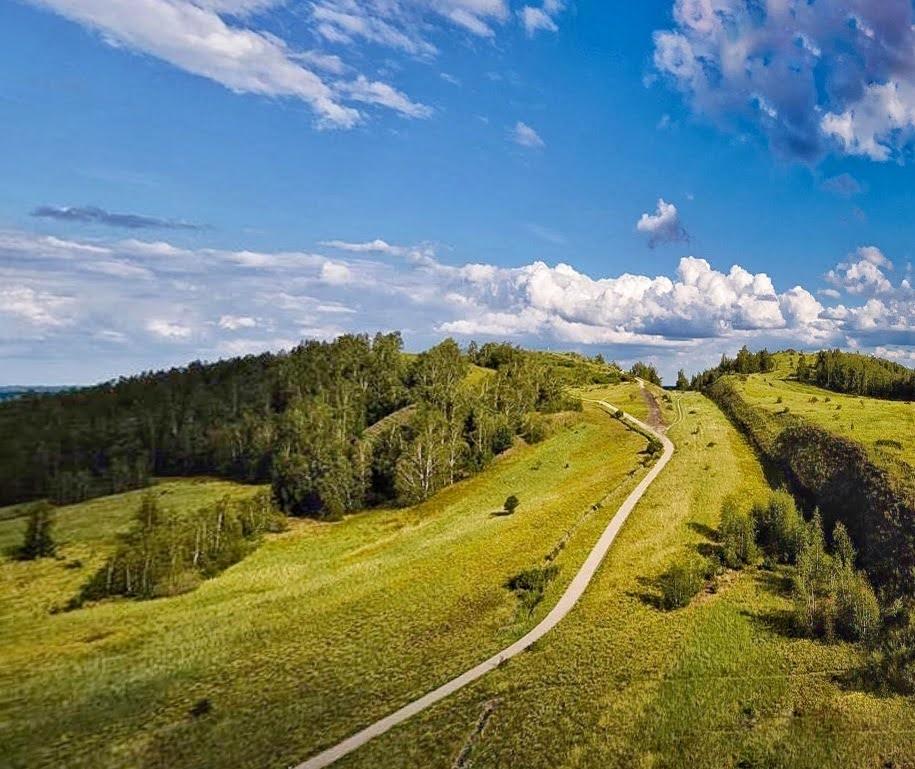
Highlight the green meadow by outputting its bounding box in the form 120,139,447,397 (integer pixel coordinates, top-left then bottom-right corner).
732,352,915,468
0,403,647,769
335,391,915,769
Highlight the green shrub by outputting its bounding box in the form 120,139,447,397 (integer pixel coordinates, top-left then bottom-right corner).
719,497,758,569
835,571,881,646
18,501,56,560
506,564,558,614
504,494,520,515
751,490,804,564
658,557,708,610
863,603,915,694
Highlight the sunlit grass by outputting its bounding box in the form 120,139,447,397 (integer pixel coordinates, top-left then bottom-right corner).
335,392,915,769
0,403,647,769
734,353,915,467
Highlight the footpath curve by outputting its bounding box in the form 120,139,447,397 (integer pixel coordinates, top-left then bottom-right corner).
295,398,676,769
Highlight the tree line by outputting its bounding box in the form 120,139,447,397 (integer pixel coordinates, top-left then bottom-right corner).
686,345,775,390
0,335,597,519
797,349,915,400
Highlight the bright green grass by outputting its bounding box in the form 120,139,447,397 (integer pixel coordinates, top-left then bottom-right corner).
0,477,261,558
335,392,915,769
0,403,648,769
575,380,675,426
732,354,915,467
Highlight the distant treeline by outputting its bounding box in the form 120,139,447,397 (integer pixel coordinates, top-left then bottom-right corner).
0,335,611,517
797,349,915,400
687,346,775,390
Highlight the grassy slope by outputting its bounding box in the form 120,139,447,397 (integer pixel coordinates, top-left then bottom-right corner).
336,392,915,769
735,352,915,467
0,403,647,769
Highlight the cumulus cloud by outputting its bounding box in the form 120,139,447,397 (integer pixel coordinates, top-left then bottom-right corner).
653,0,915,162
827,246,895,295
512,121,545,148
3,227,914,382
31,205,203,230
636,198,689,248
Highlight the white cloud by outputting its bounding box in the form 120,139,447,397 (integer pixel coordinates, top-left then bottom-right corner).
636,198,689,248
520,7,557,35
4,228,914,381
827,246,895,296
653,0,915,162
218,315,258,330
319,260,353,285
146,319,193,339
0,285,73,327
29,0,362,128
512,121,545,149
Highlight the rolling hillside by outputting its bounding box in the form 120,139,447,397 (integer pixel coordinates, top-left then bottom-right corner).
0,399,648,769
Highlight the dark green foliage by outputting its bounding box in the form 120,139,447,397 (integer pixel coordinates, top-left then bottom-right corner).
707,378,915,596
863,603,915,694
690,345,775,390
799,349,915,400
675,369,690,391
751,489,804,565
76,490,283,603
629,362,662,386
504,495,519,515
18,501,56,560
506,564,559,614
658,557,708,610
719,497,758,569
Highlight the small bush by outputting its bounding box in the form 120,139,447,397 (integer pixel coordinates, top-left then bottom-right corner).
18,501,56,560
506,564,558,614
658,557,708,610
863,603,915,694
504,495,520,515
719,498,758,569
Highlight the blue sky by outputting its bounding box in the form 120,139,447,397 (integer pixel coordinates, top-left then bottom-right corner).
2,0,915,383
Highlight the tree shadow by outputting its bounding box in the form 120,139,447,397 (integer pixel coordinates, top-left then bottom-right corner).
628,575,663,610
489,510,513,518
739,568,799,639
688,521,719,542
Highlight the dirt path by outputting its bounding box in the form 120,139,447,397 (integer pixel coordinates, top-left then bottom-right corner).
294,400,676,769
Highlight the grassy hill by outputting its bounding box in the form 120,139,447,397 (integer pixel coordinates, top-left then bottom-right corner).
0,400,648,769
733,352,915,467
335,392,915,769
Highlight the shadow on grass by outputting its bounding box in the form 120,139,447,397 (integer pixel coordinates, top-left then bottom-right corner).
687,521,719,542
628,575,664,610
739,568,800,639
489,510,513,518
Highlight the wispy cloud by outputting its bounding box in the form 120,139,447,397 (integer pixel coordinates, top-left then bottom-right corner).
32,205,204,231
512,121,545,149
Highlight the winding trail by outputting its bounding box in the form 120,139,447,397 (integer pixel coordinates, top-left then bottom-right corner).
294,395,676,769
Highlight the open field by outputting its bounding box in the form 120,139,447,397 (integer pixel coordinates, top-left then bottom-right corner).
731,353,915,468
0,401,648,769
331,391,915,769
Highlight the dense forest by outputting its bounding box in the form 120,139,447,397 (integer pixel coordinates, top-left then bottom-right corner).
797,349,915,400
0,335,610,518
